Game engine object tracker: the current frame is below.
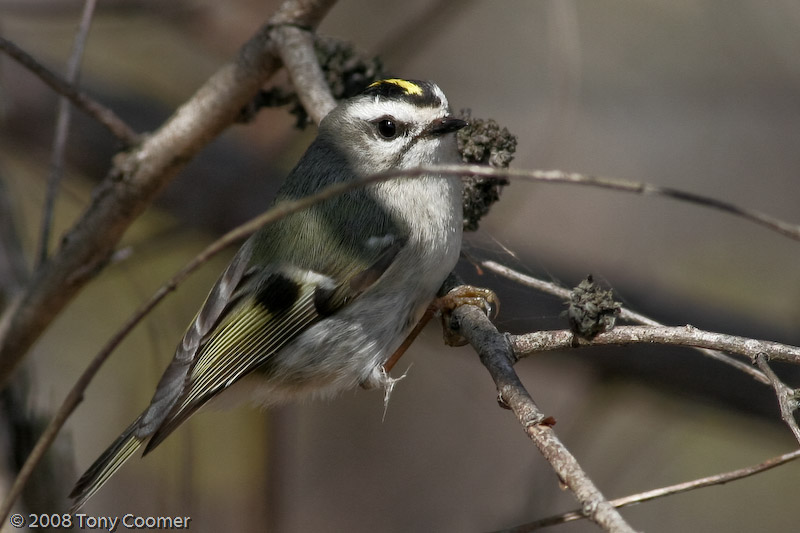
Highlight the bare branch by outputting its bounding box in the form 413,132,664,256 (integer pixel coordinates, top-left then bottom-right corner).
511,448,800,530
381,165,798,243
0,35,139,145
450,305,637,533
755,355,800,444
522,168,800,242
0,0,338,388
512,325,800,365
482,260,770,383
273,24,337,123
37,0,99,266
383,165,800,242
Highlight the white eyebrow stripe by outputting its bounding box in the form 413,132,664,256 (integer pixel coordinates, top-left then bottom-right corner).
430,84,448,107
348,99,447,126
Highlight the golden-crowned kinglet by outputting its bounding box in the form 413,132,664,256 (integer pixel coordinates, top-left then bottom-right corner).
70,79,466,509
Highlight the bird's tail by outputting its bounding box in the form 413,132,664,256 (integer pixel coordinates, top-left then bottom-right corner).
69,417,144,512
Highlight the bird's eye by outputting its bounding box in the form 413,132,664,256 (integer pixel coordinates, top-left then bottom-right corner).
377,119,398,139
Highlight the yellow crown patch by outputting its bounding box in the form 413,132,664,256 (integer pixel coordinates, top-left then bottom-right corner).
368,78,423,96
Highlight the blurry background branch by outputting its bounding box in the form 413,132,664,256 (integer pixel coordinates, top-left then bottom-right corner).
37,0,99,268
0,35,138,145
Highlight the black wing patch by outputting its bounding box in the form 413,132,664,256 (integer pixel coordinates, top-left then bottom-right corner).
255,272,301,314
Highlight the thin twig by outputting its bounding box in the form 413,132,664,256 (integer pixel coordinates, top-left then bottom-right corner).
755,354,800,444
509,448,800,531
511,325,800,366
0,35,138,145
524,168,800,242
399,166,800,242
37,0,98,267
451,305,637,533
481,260,770,384
367,165,800,243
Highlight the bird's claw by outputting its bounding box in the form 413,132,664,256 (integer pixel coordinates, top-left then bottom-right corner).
433,285,499,346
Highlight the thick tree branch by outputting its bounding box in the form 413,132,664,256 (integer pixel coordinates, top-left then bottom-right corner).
450,305,637,533
0,0,338,388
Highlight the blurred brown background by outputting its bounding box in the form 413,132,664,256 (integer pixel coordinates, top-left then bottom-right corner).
2,1,800,531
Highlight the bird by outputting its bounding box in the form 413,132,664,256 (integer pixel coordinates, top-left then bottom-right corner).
70,78,467,510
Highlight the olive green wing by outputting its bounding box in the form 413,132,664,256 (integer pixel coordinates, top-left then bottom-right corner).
141,235,405,453
70,236,403,510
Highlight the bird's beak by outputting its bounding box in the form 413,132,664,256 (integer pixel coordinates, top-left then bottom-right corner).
427,116,468,136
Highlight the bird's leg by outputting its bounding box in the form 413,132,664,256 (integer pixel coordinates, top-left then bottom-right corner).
382,307,436,374
382,284,499,374
366,285,498,412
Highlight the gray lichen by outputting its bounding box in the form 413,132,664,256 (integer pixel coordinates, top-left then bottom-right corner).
564,275,622,340
457,110,516,231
